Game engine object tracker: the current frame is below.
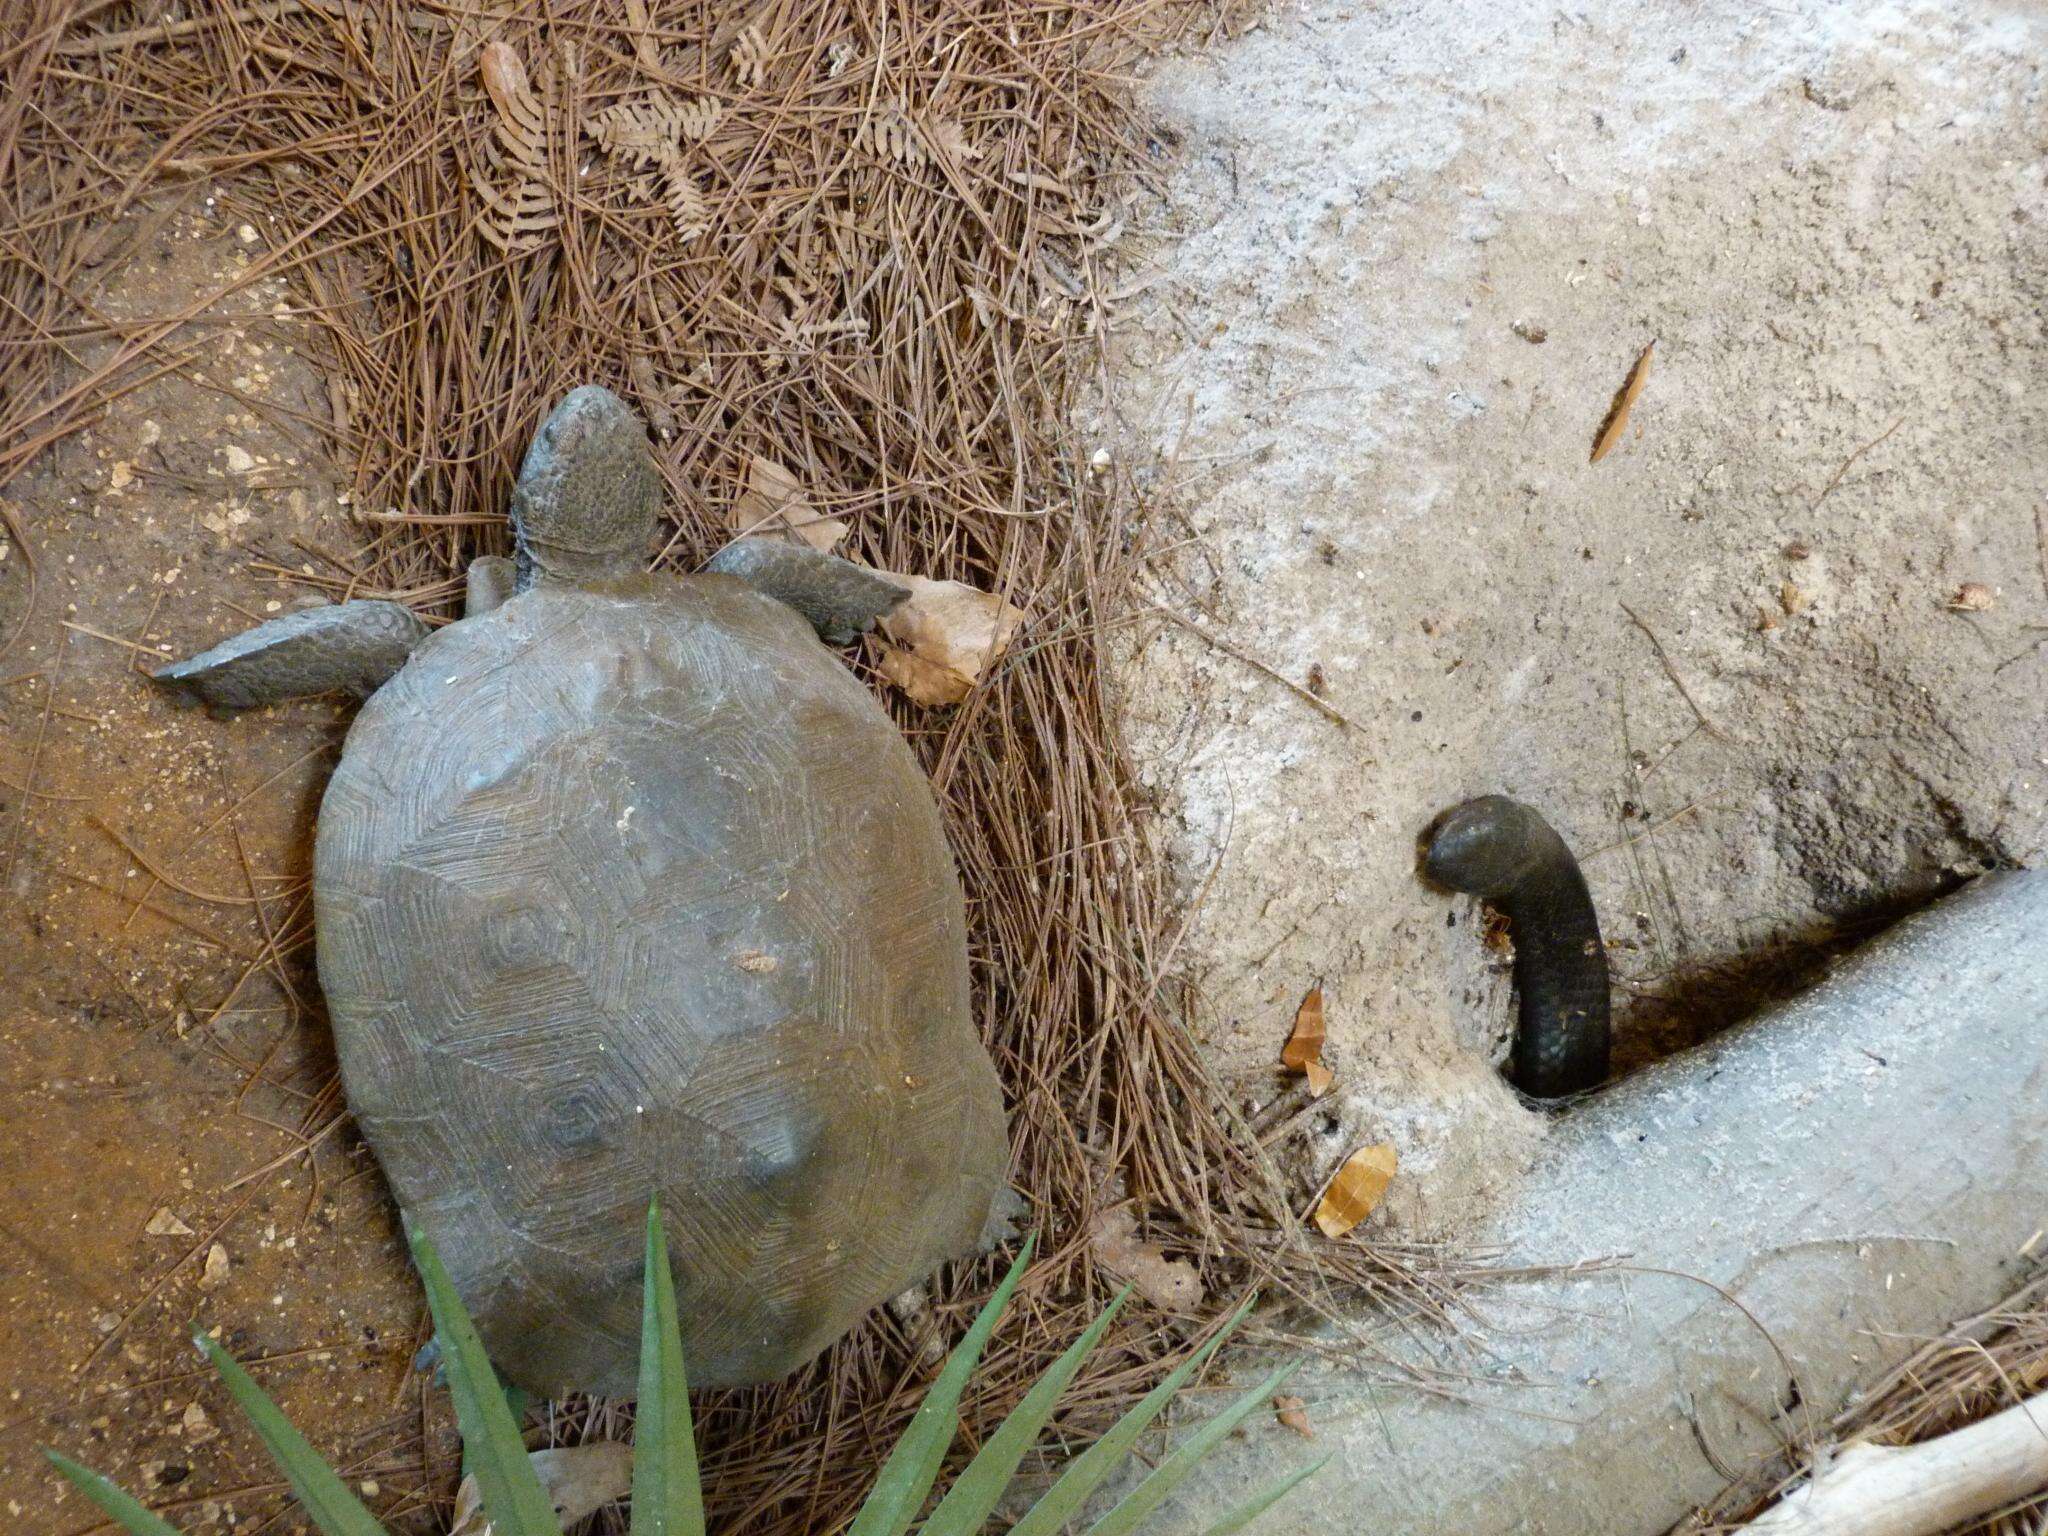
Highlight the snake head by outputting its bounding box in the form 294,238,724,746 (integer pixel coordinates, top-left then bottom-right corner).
1421,794,1559,899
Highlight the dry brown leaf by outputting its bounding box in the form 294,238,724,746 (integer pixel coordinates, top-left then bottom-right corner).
479,42,541,140
731,455,847,551
1273,1393,1314,1439
1589,338,1655,463
1280,985,1332,1096
1089,1206,1203,1311
877,646,969,707
626,352,676,440
876,574,1024,706
447,1471,486,1536
1313,1142,1398,1239
449,1444,633,1536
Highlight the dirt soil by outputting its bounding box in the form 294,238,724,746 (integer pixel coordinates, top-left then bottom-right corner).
0,199,453,1533
1099,0,2047,1235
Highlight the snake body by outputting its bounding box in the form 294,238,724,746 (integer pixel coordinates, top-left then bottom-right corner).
1424,796,1611,1098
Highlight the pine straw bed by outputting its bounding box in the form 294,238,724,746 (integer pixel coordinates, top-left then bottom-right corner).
2,2,1476,1531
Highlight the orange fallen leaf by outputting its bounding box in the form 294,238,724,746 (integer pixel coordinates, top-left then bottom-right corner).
1589,339,1655,464
731,454,848,552
1280,986,1323,1070
1089,1205,1204,1311
1273,1393,1314,1439
1280,985,1334,1098
1313,1142,1398,1239
877,575,1024,706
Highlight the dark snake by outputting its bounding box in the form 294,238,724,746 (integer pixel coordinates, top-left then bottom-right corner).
1423,795,1611,1098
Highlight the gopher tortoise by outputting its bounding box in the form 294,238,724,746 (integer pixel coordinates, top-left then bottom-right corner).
154,386,1009,1396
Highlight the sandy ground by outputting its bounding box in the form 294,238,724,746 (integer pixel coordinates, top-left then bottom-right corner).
0,201,450,1532
1101,0,2048,1235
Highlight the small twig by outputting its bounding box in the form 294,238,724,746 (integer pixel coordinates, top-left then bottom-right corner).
1149,602,1372,739
1583,799,1718,862
1809,415,1905,513
62,618,166,658
1620,601,1731,743
220,1110,349,1191
2035,505,2047,603
89,816,260,906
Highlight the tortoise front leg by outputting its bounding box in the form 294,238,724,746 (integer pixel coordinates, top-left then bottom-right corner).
151,600,429,711
705,537,909,645
464,555,516,617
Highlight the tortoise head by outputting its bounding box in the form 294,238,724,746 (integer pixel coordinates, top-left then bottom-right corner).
508,385,662,590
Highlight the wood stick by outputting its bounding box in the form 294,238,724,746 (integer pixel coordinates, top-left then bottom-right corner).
1742,1390,2048,1534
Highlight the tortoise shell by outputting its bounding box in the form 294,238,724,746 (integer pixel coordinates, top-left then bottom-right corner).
314,573,1006,1396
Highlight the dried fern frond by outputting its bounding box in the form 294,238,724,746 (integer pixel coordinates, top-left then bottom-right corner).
587,89,719,240
924,116,980,165
586,92,721,166
858,100,925,166
632,165,707,241
730,23,769,88
476,40,555,251
474,175,559,253
480,41,546,170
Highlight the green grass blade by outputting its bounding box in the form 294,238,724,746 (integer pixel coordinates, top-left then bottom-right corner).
845,1233,1036,1536
1005,1297,1256,1536
191,1331,385,1536
44,1452,186,1536
920,1288,1131,1535
1195,1452,1330,1536
631,1203,704,1536
409,1226,562,1536
1082,1361,1304,1536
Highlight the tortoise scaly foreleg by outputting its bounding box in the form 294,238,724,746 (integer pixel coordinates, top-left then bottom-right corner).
151,600,428,712
705,537,909,644
464,555,517,617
